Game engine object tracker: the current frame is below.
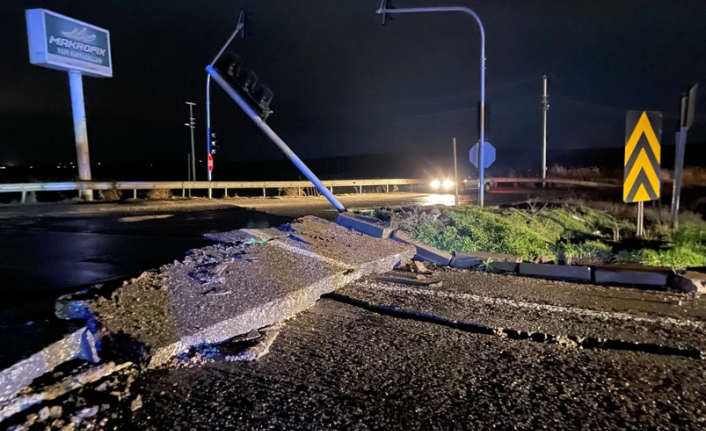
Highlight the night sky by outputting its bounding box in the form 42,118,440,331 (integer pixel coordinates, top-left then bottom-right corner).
0,0,704,169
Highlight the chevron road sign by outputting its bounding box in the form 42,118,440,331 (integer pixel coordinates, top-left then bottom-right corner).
624,111,662,203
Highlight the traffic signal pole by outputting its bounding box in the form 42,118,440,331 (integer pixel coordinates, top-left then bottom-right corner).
206,66,346,212
377,2,487,206
205,10,246,186
206,75,212,183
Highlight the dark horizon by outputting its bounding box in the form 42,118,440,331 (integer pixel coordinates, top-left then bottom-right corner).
1,0,704,170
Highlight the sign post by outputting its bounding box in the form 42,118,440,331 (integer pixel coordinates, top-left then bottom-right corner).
624,111,662,237
26,9,112,201
670,84,698,229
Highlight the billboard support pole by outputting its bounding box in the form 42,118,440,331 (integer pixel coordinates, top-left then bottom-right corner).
68,70,93,201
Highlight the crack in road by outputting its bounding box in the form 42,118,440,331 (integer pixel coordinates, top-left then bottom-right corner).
357,283,706,330
326,292,704,360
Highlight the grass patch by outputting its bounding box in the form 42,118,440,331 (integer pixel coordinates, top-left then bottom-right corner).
391,203,706,270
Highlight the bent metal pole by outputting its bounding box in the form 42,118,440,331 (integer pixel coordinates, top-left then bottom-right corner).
206,66,346,212
376,4,486,206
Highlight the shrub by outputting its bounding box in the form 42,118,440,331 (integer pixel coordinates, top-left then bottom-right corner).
146,189,172,200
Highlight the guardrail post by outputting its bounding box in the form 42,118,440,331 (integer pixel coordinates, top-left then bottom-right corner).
21,191,27,204
133,189,137,199
263,186,266,197
386,184,390,193
182,186,185,198
330,185,333,194
225,188,228,198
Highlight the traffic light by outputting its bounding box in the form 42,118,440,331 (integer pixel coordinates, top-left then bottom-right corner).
210,132,218,155
214,52,274,120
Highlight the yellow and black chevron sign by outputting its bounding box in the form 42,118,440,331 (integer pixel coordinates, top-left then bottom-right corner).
624,111,662,203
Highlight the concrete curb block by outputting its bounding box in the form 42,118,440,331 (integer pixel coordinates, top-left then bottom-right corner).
451,251,522,272
672,272,706,294
348,227,687,289
390,230,452,265
520,263,592,282
0,327,99,404
336,212,392,238
449,253,483,269
595,268,669,287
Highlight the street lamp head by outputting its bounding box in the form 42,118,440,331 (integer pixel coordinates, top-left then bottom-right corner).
236,10,246,39
378,0,393,25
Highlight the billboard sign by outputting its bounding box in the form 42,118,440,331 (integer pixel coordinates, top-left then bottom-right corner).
26,9,112,78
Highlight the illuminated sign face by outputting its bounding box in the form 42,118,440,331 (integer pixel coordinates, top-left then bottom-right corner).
26,9,112,78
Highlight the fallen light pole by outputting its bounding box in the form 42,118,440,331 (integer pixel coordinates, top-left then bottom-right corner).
376,1,487,206
205,42,346,211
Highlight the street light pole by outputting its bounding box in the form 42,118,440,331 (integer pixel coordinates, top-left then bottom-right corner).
376,2,486,206
206,10,246,182
185,102,196,182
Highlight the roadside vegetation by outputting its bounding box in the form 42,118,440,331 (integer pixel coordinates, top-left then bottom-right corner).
389,201,706,271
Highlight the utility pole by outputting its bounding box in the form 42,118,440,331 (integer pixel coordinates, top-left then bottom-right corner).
541,74,549,181
453,137,459,206
185,102,196,183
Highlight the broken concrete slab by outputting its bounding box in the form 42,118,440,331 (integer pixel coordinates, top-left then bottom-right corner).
671,271,706,294
0,327,99,405
519,263,591,282
90,216,414,367
336,212,392,238
391,230,452,265
0,361,132,423
225,325,280,362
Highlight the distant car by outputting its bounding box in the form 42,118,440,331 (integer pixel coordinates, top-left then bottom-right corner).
429,178,455,192
460,176,492,193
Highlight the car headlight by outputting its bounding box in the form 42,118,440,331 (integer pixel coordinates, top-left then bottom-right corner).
442,179,454,190
430,180,441,189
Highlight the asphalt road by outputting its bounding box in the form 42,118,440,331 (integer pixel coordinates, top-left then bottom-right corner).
0,194,417,301
0,190,582,303
20,269,705,430
3,190,706,430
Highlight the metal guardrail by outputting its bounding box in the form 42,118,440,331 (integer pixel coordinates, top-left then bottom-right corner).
487,178,620,188
0,179,428,202
0,177,619,203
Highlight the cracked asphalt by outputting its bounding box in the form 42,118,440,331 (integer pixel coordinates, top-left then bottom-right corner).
39,269,702,431
3,195,706,430
112,297,706,431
